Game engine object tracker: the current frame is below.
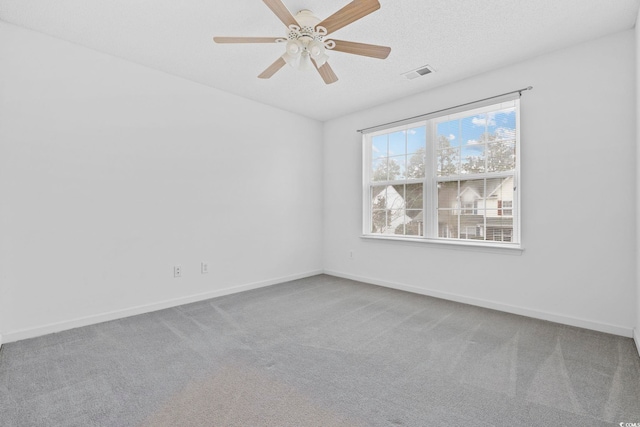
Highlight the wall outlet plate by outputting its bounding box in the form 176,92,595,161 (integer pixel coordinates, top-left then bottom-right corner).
201,262,209,274
174,266,182,278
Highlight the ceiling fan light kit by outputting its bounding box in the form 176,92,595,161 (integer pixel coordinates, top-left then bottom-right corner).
282,11,331,69
213,0,391,84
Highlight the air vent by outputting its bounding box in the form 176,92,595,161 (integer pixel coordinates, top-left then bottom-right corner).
402,64,435,80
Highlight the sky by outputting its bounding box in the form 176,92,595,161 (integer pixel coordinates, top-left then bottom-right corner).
371,106,517,178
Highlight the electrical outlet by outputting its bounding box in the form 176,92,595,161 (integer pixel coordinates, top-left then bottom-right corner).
201,262,209,274
174,266,182,278
349,250,354,260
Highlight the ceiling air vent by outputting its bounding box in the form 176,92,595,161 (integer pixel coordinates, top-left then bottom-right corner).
402,64,435,80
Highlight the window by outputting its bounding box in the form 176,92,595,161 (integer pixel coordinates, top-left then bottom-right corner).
498,200,512,216
363,99,520,246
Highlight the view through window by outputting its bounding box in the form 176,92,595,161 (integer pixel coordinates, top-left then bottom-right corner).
363,99,520,246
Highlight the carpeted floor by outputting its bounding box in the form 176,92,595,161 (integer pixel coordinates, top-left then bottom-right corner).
1,274,639,426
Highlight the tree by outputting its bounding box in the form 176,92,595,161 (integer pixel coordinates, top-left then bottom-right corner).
436,135,458,176
486,139,515,172
371,192,388,233
461,156,484,174
373,158,401,181
460,132,515,174
407,147,426,179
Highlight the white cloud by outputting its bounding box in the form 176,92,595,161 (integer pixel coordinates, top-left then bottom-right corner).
495,127,516,140
449,134,456,140
466,139,480,145
498,108,516,116
472,113,496,127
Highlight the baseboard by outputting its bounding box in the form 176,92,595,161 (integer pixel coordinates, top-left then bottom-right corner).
634,329,640,358
3,270,323,344
324,270,634,338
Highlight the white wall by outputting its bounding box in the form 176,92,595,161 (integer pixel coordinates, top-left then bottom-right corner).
636,8,640,353
324,30,637,337
0,22,324,342
0,22,636,346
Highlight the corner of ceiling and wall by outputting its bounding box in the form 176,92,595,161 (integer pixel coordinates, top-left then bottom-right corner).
635,1,640,357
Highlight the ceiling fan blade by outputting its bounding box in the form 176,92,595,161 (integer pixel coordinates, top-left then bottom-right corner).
214,36,282,44
262,0,299,28
258,57,287,79
317,0,380,35
330,39,391,59
313,60,339,84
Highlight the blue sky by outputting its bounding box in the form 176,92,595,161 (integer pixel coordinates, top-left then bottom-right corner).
372,107,516,160
437,108,516,157
372,126,425,159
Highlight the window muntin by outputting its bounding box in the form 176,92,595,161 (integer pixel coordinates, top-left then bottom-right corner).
363,100,520,246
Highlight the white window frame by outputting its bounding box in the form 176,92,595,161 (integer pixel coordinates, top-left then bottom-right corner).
362,99,522,250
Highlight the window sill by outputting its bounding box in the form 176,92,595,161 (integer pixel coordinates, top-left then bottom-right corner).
360,234,524,254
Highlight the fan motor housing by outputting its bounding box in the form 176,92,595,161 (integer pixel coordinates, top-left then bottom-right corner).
294,10,321,29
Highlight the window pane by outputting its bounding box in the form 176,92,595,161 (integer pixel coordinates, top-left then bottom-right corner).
405,183,423,209
437,148,459,176
439,179,485,240
389,210,406,235
487,141,515,172
437,120,460,147
405,210,424,236
488,177,511,195
371,184,424,237
371,185,388,233
438,209,458,239
489,176,512,196
407,127,426,154
372,158,388,181
489,107,516,141
389,156,406,180
371,185,387,208
371,210,387,234
389,185,405,210
407,148,426,179
461,115,482,147
460,213,484,240
487,177,514,216
486,210,513,242
461,145,485,174
437,181,459,210
502,201,513,216
388,131,406,156
460,179,485,207
393,210,424,236
372,135,388,159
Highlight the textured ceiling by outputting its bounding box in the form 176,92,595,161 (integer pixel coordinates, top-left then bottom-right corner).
1,0,639,121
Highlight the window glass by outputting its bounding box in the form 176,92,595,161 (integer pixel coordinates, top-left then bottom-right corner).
364,100,520,246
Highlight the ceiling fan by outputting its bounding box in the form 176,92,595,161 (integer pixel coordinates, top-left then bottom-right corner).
213,0,391,84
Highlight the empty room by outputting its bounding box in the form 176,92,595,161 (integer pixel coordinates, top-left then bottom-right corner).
1,0,640,425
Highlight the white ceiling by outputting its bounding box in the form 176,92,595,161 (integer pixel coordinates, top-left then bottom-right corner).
1,0,639,121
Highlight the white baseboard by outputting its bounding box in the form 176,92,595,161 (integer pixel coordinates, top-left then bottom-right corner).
324,270,634,338
634,329,640,358
3,270,323,344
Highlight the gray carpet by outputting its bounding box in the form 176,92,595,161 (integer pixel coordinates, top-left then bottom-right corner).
1,274,639,426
